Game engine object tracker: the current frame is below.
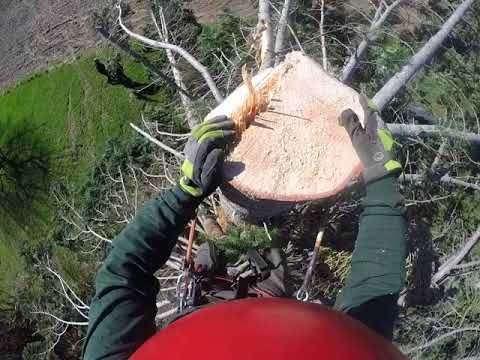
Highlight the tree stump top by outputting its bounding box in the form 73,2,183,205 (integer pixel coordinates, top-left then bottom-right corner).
210,52,367,202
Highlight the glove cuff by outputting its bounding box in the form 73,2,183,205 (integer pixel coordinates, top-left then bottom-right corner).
363,160,402,184
179,176,203,198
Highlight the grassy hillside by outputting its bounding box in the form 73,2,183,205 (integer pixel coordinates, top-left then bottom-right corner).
0,47,162,300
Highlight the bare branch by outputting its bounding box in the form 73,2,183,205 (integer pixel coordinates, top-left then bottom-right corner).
400,173,480,192
96,27,194,101
430,140,448,174
259,0,275,69
441,174,480,192
432,225,480,284
151,7,197,128
274,0,291,66
453,260,480,270
117,3,224,104
155,307,178,321
45,266,89,320
320,0,327,70
32,311,88,326
405,327,480,355
387,123,480,145
373,0,475,111
341,0,405,83
130,123,184,160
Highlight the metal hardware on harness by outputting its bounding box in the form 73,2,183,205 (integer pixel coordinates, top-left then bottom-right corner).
176,270,197,312
296,230,324,302
176,216,198,312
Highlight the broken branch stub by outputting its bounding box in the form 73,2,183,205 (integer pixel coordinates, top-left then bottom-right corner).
206,52,368,222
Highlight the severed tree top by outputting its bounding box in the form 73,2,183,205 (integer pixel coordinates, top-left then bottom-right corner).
208,52,368,202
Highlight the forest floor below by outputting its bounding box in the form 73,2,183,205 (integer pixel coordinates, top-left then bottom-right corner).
0,0,253,89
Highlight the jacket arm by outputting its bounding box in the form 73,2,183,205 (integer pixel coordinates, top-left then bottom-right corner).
334,175,408,339
83,186,201,360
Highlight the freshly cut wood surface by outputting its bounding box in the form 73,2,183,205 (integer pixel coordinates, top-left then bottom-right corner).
209,52,368,202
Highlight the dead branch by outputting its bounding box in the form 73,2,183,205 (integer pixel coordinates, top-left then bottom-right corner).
453,260,480,270
117,2,224,104
432,225,480,284
405,327,480,355
96,27,194,101
387,123,480,145
320,0,327,70
32,311,88,326
341,0,405,83
373,0,475,111
274,0,291,66
155,307,178,321
400,173,480,192
45,265,89,320
430,140,448,174
259,0,275,69
441,174,480,192
151,6,197,128
130,122,185,160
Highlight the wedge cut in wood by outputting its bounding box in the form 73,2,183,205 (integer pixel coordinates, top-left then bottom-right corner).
207,52,367,203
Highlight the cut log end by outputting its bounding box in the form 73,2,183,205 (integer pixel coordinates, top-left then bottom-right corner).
209,52,367,221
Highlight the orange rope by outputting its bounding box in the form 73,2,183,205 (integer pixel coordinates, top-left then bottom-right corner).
185,216,197,268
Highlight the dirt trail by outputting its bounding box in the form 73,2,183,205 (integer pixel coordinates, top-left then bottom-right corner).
0,0,256,90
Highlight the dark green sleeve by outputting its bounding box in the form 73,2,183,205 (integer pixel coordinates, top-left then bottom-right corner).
82,185,201,360
334,175,408,339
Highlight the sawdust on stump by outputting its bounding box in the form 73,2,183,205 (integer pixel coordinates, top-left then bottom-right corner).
207,52,367,209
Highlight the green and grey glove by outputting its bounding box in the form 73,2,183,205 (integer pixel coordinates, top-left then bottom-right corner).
179,115,235,197
339,108,401,184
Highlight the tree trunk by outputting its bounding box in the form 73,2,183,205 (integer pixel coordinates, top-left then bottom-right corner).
259,0,275,69
274,0,292,66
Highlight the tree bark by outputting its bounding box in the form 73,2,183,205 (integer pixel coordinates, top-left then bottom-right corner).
373,0,475,111
259,0,275,69
274,0,292,66
320,0,327,70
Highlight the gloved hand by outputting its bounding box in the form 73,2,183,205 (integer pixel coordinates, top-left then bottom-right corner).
180,115,235,197
339,108,401,184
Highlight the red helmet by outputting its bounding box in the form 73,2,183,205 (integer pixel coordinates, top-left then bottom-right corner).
132,298,408,360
